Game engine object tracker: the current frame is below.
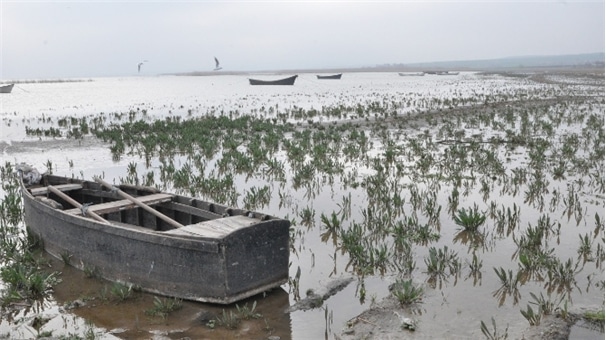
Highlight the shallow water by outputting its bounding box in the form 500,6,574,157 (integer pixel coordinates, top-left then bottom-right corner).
1,71,604,339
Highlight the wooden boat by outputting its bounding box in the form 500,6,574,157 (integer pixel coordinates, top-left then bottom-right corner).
0,84,14,93
248,75,298,85
398,72,425,77
316,74,342,80
21,174,290,304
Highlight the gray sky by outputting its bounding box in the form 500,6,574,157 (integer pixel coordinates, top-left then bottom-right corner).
2,1,604,79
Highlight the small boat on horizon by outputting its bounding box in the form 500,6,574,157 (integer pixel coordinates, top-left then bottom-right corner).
0,84,14,93
21,173,290,304
436,71,459,75
398,72,425,77
316,74,342,80
249,75,298,85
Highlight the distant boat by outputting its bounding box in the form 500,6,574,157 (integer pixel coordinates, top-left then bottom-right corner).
213,57,222,71
0,84,14,93
316,74,342,80
398,72,425,77
423,71,459,75
249,75,298,85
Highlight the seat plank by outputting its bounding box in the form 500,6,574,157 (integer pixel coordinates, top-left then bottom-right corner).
163,215,257,238
65,193,173,215
30,184,83,196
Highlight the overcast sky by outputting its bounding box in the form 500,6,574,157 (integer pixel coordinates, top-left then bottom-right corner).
1,0,604,79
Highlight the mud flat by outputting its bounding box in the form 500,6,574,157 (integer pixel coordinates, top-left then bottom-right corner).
338,294,604,340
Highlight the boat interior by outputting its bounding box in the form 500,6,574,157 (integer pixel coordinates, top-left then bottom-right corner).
27,176,273,234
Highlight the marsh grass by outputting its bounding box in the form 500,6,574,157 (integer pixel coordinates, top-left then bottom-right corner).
520,304,542,326
424,246,461,288
208,302,262,330
480,317,509,340
466,252,483,285
83,265,100,279
545,258,581,294
236,301,262,320
212,309,240,329
109,283,135,302
60,251,72,265
4,73,605,338
493,267,522,306
0,164,62,306
584,309,605,323
528,291,567,316
454,204,486,232
0,262,60,304
391,279,424,305
145,297,183,319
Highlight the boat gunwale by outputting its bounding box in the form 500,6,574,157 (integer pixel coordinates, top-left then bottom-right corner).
21,175,288,251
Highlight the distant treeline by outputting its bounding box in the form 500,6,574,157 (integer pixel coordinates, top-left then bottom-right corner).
3,79,93,84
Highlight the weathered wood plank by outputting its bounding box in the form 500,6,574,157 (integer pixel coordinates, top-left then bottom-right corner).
65,193,173,216
164,215,257,238
160,202,223,221
47,186,109,224
30,184,82,196
94,177,184,229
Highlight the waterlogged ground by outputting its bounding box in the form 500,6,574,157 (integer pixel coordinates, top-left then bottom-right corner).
0,70,604,339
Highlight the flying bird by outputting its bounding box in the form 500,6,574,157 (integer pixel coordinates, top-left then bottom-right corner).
138,60,148,73
213,57,222,71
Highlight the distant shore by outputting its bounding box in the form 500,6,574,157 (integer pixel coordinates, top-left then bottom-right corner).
170,64,604,77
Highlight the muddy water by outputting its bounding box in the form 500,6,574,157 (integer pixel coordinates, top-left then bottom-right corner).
1,72,604,339
48,256,293,340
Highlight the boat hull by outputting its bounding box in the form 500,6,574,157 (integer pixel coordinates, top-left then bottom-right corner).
0,84,14,93
398,72,425,76
248,75,298,85
316,74,342,80
22,175,290,304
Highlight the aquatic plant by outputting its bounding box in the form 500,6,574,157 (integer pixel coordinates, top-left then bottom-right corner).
480,317,509,340
0,262,60,304
109,283,135,302
466,252,483,285
424,246,461,288
577,233,594,261
320,211,343,245
391,279,424,305
212,309,240,329
492,267,521,306
545,258,581,294
236,301,262,320
145,297,183,319
83,265,100,279
520,304,542,326
528,291,567,316
583,309,605,323
453,204,486,233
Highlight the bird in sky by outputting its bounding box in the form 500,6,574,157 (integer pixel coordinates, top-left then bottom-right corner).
138,60,148,73
213,57,222,71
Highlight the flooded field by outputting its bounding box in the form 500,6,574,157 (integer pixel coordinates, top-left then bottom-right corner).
1,70,604,339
